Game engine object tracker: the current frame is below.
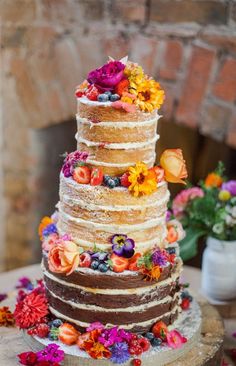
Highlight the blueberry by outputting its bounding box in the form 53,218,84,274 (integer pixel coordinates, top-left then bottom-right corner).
166,247,176,255
110,93,120,102
151,337,162,347
52,319,63,328
144,332,155,341
113,177,120,187
181,290,189,299
98,94,109,102
91,260,100,270
98,263,109,273
104,91,112,97
48,327,59,340
103,175,110,184
107,178,117,189
188,295,193,302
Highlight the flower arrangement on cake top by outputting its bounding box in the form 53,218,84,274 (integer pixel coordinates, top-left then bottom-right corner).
170,162,236,261
75,56,165,113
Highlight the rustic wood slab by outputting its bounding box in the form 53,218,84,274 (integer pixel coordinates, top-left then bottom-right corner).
0,264,225,366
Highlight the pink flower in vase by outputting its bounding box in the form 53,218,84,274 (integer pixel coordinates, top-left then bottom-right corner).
172,187,204,218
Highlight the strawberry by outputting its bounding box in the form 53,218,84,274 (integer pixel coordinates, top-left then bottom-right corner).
138,337,150,352
128,253,142,271
120,172,131,187
110,253,129,273
115,79,129,96
85,85,99,101
90,167,104,186
73,166,91,184
79,252,92,268
166,226,178,243
150,166,165,183
58,323,79,345
152,321,168,341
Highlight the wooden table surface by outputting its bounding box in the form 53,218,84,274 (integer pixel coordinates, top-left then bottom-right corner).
0,264,235,365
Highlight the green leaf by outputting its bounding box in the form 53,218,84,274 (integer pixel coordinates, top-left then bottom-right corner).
179,228,206,262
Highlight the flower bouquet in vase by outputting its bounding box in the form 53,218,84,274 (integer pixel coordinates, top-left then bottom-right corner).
171,162,236,301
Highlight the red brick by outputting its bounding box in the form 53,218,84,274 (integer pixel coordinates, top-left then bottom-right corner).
150,0,228,25
130,35,158,75
200,103,231,141
212,58,236,103
159,40,183,80
176,46,215,128
226,115,236,148
113,0,146,24
200,31,236,54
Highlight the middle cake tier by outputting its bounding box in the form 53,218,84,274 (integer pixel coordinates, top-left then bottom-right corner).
57,173,170,253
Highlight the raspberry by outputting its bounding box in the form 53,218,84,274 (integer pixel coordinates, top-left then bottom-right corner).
138,337,150,352
120,172,131,188
129,345,143,356
130,333,139,341
133,359,142,366
85,85,99,101
35,324,50,338
27,328,37,336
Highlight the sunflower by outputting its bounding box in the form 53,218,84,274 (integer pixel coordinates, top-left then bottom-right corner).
130,79,165,112
128,162,157,197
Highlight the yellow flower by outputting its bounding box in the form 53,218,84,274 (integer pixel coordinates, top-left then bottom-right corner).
130,79,165,112
218,190,231,201
124,63,145,85
38,216,53,241
128,162,157,197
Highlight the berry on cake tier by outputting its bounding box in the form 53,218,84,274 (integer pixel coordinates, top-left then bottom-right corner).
15,57,200,366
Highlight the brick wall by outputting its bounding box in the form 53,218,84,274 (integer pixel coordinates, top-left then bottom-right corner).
1,0,236,269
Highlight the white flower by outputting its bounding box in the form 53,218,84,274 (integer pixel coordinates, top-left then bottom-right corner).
225,214,236,227
225,205,232,214
212,223,224,234
231,206,236,219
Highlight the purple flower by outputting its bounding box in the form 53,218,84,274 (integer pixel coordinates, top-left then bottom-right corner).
99,326,131,348
152,248,168,266
0,293,7,302
42,223,57,237
16,277,33,291
166,210,172,222
62,162,71,178
62,150,89,178
111,234,135,258
222,181,236,196
110,342,130,364
37,343,64,363
87,61,125,91
86,321,104,332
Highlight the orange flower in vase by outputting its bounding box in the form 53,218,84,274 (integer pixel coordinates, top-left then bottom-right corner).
205,172,223,188
48,241,81,275
160,149,187,184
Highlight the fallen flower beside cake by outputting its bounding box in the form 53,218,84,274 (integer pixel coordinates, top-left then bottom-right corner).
12,57,201,365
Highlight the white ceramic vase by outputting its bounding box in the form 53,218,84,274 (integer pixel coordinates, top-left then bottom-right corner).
201,236,236,301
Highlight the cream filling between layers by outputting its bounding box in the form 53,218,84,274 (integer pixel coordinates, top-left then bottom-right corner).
58,206,166,232
49,305,180,330
42,261,182,295
76,134,160,150
46,286,179,312
60,190,170,212
76,114,160,128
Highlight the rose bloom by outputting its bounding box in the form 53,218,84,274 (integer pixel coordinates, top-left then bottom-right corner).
166,219,185,243
222,180,236,196
48,241,80,275
42,233,59,252
87,60,125,91
172,187,204,218
160,149,188,184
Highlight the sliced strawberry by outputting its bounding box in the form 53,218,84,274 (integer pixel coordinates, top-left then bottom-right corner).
79,252,92,268
85,85,99,101
58,323,79,345
150,166,165,183
152,321,168,341
166,226,178,243
110,253,129,273
128,253,142,271
120,172,131,188
90,167,104,186
73,166,91,184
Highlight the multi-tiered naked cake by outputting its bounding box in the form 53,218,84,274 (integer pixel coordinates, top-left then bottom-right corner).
14,57,201,366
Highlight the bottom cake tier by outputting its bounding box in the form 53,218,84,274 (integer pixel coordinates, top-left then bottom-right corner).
42,256,183,333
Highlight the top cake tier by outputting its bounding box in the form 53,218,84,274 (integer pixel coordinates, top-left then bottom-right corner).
76,98,160,176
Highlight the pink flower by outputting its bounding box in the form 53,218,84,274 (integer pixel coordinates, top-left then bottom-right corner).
48,241,80,275
42,233,59,252
172,187,204,218
87,61,125,91
112,100,136,113
167,330,187,349
86,322,105,332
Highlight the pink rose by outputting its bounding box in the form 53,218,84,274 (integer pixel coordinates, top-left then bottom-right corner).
48,241,80,275
42,233,59,252
87,61,125,91
167,330,187,349
172,187,204,218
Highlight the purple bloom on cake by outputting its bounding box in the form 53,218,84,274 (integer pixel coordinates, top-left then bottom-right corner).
87,61,125,91
0,293,7,302
110,342,130,364
37,343,64,363
62,150,89,178
111,234,135,258
86,321,105,332
222,181,236,196
42,223,57,237
152,248,168,266
16,277,33,291
166,210,172,222
99,326,132,348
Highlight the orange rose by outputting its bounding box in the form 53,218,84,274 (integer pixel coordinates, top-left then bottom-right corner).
205,173,223,188
48,241,80,275
166,219,185,243
160,149,187,184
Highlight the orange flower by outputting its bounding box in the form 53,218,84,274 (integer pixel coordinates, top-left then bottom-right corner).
87,342,111,359
38,216,53,240
78,329,111,359
166,219,185,243
0,306,15,327
128,162,157,197
48,241,81,275
205,173,223,188
160,149,187,184
142,265,161,281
